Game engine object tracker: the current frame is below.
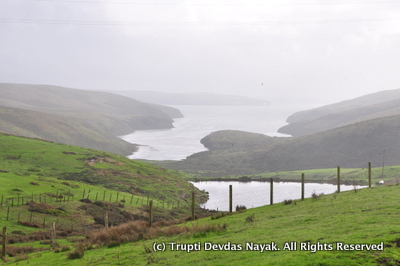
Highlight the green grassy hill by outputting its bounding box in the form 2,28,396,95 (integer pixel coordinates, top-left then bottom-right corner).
0,133,203,202
154,115,400,177
278,89,400,136
4,181,400,265
0,83,183,155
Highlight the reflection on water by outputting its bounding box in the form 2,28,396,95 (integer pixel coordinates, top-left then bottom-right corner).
191,181,365,211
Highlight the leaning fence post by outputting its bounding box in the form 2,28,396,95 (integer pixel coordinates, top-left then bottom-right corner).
337,166,341,193
368,162,372,188
301,173,305,200
229,185,233,213
270,178,274,205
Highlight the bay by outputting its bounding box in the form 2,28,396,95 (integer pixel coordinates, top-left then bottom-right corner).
120,103,316,160
192,181,365,211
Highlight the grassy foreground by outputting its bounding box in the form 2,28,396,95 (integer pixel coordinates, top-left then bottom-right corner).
5,183,400,265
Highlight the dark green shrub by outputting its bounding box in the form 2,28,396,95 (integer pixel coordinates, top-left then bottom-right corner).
68,244,84,260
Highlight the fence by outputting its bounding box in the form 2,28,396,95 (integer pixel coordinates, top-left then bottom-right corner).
226,163,376,213
0,188,190,211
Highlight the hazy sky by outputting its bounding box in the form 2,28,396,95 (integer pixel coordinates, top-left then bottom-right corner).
1,0,400,104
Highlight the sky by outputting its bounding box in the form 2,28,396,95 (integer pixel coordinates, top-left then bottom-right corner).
1,0,400,105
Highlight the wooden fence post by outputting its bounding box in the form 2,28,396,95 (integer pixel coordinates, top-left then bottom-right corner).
301,173,305,200
191,192,195,220
149,200,153,227
104,212,109,229
6,207,10,221
2,227,6,260
337,166,341,193
103,190,106,201
368,162,372,188
229,185,233,213
51,222,56,249
270,178,274,205
130,194,134,204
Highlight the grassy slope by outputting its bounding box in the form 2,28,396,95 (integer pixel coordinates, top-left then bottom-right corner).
7,183,400,265
0,106,137,156
0,83,183,155
279,89,400,137
0,133,204,204
155,116,400,177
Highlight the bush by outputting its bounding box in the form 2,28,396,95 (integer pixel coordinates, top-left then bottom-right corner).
246,214,255,222
283,199,293,205
235,205,247,212
68,244,84,260
18,221,40,228
11,230,26,235
311,190,324,199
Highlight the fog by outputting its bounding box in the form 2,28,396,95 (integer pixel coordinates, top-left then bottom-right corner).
1,0,400,105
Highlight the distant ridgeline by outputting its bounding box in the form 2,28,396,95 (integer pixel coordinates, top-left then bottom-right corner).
110,90,270,106
278,88,400,137
152,89,400,177
0,83,183,156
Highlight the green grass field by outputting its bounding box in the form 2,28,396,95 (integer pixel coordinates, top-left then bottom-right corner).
3,183,400,265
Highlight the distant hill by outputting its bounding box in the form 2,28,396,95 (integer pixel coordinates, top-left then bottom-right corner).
0,105,136,156
0,83,183,155
278,89,400,136
154,115,400,176
111,90,270,106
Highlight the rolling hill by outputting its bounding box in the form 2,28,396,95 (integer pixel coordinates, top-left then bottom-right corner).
0,83,183,155
278,88,400,136
0,105,137,156
0,132,205,204
153,115,400,177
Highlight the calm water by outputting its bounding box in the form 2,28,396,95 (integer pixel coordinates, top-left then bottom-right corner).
121,104,316,160
192,181,365,211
